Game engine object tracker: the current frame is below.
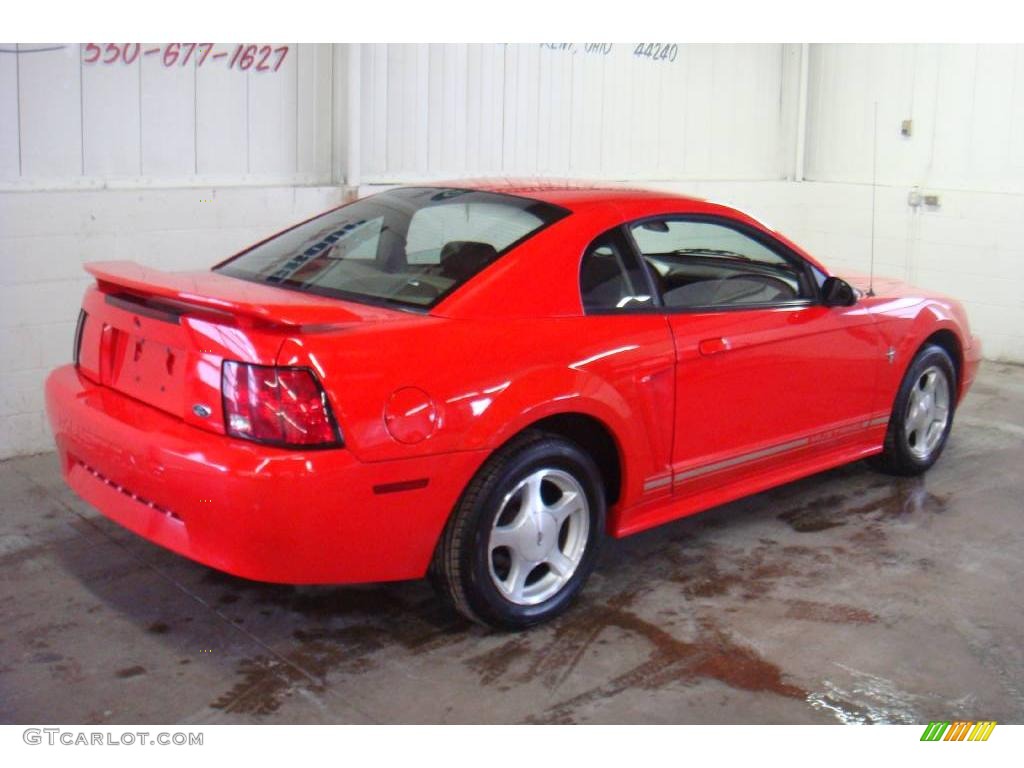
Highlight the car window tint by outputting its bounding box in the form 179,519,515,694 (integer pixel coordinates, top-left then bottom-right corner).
629,218,811,310
215,188,567,309
580,229,653,313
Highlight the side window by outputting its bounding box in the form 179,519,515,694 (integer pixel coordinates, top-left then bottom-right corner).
629,218,813,310
579,228,653,313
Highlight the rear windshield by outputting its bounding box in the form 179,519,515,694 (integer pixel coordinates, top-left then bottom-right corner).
215,187,568,309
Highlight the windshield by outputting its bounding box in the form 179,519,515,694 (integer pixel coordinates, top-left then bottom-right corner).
215,187,568,309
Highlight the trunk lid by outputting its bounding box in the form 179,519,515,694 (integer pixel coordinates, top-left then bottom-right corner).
76,261,409,432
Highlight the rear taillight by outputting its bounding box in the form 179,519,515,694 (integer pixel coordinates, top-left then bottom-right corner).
221,361,342,448
73,309,87,366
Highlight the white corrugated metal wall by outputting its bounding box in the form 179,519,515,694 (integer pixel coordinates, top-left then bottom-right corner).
357,44,787,181
2,43,792,189
806,44,1024,192
0,43,333,186
6,44,1024,206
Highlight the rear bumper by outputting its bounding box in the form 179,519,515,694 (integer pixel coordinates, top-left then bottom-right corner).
45,365,486,584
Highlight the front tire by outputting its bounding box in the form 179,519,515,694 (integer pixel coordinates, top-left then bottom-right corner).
431,430,605,630
870,344,957,476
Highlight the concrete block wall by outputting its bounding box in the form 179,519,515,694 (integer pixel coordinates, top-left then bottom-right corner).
0,185,348,459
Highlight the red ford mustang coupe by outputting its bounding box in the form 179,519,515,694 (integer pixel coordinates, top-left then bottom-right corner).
46,181,981,628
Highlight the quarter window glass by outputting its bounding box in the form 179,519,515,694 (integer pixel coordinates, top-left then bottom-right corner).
629,219,810,309
580,230,653,313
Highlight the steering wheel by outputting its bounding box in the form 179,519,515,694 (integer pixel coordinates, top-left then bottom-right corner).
723,273,798,301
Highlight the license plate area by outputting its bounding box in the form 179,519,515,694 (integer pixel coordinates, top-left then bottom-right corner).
104,328,186,415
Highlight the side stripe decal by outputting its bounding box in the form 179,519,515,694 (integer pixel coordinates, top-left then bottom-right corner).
642,475,672,492
642,415,892,493
673,438,809,483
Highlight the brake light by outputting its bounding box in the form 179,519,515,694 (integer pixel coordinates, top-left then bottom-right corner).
221,361,342,448
73,310,87,366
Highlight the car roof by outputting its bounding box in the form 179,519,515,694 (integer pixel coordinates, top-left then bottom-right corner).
429,178,706,211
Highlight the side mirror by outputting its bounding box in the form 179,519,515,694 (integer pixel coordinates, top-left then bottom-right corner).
821,276,857,307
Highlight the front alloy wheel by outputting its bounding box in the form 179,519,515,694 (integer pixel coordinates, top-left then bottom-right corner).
903,365,951,461
870,343,958,476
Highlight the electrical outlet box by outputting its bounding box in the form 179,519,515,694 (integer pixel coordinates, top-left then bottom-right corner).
908,189,940,209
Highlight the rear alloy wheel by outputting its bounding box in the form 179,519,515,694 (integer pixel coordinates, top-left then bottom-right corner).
870,344,957,476
431,431,605,629
488,468,590,606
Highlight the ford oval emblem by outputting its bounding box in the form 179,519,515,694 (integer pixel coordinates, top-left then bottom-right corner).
192,404,213,419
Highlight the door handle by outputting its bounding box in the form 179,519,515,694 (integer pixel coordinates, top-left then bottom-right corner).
698,337,732,356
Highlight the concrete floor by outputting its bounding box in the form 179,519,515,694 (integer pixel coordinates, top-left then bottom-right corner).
2,363,1022,725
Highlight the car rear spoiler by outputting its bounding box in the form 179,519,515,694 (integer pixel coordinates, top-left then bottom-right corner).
84,261,377,329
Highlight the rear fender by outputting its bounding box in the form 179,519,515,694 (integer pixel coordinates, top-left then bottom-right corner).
461,365,654,511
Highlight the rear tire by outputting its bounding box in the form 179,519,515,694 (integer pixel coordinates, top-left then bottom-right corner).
431,430,605,630
869,344,957,476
